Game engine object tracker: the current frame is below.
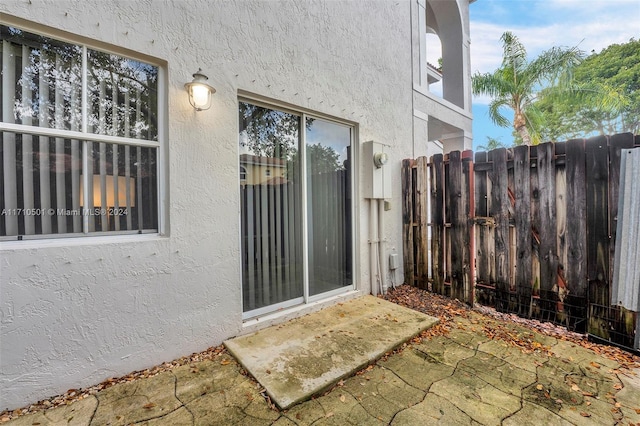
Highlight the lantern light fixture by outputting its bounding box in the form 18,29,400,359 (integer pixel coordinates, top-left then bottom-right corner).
185,69,216,111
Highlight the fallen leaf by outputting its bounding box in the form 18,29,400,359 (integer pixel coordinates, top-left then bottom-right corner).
536,384,544,391
614,402,621,408
580,412,591,417
325,412,334,418
571,384,580,392
635,408,640,414
296,413,302,420
143,402,156,409
586,401,591,406
340,394,346,403
589,361,601,369
613,383,623,390
220,359,231,366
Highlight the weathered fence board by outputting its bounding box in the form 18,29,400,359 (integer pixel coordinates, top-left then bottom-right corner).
537,142,557,320
415,156,429,289
474,151,495,305
430,154,445,294
402,159,415,286
585,136,610,337
402,132,639,352
514,145,532,315
492,148,510,311
565,138,588,304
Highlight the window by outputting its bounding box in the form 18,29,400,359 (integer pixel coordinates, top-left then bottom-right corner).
239,99,353,317
0,25,160,240
239,166,247,181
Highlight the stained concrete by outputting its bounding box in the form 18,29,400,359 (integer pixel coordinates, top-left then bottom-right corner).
224,295,439,409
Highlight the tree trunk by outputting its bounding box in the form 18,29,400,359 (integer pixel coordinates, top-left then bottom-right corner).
516,125,532,145
514,111,532,145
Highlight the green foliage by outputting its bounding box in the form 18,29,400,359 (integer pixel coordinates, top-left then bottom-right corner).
476,136,512,151
537,39,639,141
472,31,584,145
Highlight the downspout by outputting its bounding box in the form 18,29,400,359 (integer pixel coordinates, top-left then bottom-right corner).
378,199,387,294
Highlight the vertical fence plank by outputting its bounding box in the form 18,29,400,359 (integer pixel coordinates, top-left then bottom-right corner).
565,138,587,329
555,141,567,319
585,136,610,337
447,151,465,302
529,146,541,316
402,159,415,285
491,148,510,311
513,145,532,314
430,154,444,294
462,150,474,305
537,142,557,321
415,157,429,289
586,136,610,285
474,152,488,285
474,151,495,305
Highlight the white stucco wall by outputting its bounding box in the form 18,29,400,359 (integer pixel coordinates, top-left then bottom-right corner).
0,0,424,409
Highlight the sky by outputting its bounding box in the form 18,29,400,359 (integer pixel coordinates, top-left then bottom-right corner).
468,0,640,150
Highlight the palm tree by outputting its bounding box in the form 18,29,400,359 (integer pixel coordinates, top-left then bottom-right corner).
476,136,509,152
472,32,583,145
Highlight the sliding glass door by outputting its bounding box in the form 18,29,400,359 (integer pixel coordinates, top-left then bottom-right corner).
239,100,353,318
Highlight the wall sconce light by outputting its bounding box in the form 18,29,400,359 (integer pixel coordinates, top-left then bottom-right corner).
184,68,216,111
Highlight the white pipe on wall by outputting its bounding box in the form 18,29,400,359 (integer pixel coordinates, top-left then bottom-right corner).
378,199,387,295
370,199,379,296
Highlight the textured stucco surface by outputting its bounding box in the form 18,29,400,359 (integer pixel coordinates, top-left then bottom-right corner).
0,0,470,409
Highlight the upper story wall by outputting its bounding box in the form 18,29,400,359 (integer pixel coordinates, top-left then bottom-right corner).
411,0,473,152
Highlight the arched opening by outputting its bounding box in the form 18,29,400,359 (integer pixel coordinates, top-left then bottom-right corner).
425,31,443,97
426,0,466,109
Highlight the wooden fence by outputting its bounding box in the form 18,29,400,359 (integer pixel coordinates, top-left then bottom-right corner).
403,133,640,350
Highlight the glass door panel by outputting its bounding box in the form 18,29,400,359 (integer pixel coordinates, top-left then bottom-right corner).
305,118,353,296
239,102,303,312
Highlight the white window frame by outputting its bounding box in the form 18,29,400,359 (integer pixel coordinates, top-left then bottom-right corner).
0,18,167,243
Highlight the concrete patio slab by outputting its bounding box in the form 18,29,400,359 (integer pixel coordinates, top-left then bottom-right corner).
224,295,438,409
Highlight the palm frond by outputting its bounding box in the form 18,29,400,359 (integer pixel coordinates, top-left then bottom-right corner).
488,99,511,128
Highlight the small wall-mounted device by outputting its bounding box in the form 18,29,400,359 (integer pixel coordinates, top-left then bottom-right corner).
373,151,388,168
363,141,392,199
389,253,399,270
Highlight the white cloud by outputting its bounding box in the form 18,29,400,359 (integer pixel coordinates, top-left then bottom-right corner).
470,0,639,104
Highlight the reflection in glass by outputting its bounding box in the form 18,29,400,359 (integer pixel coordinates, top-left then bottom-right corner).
306,118,352,296
0,25,158,140
239,102,303,312
0,131,157,237
88,50,158,140
238,102,353,314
